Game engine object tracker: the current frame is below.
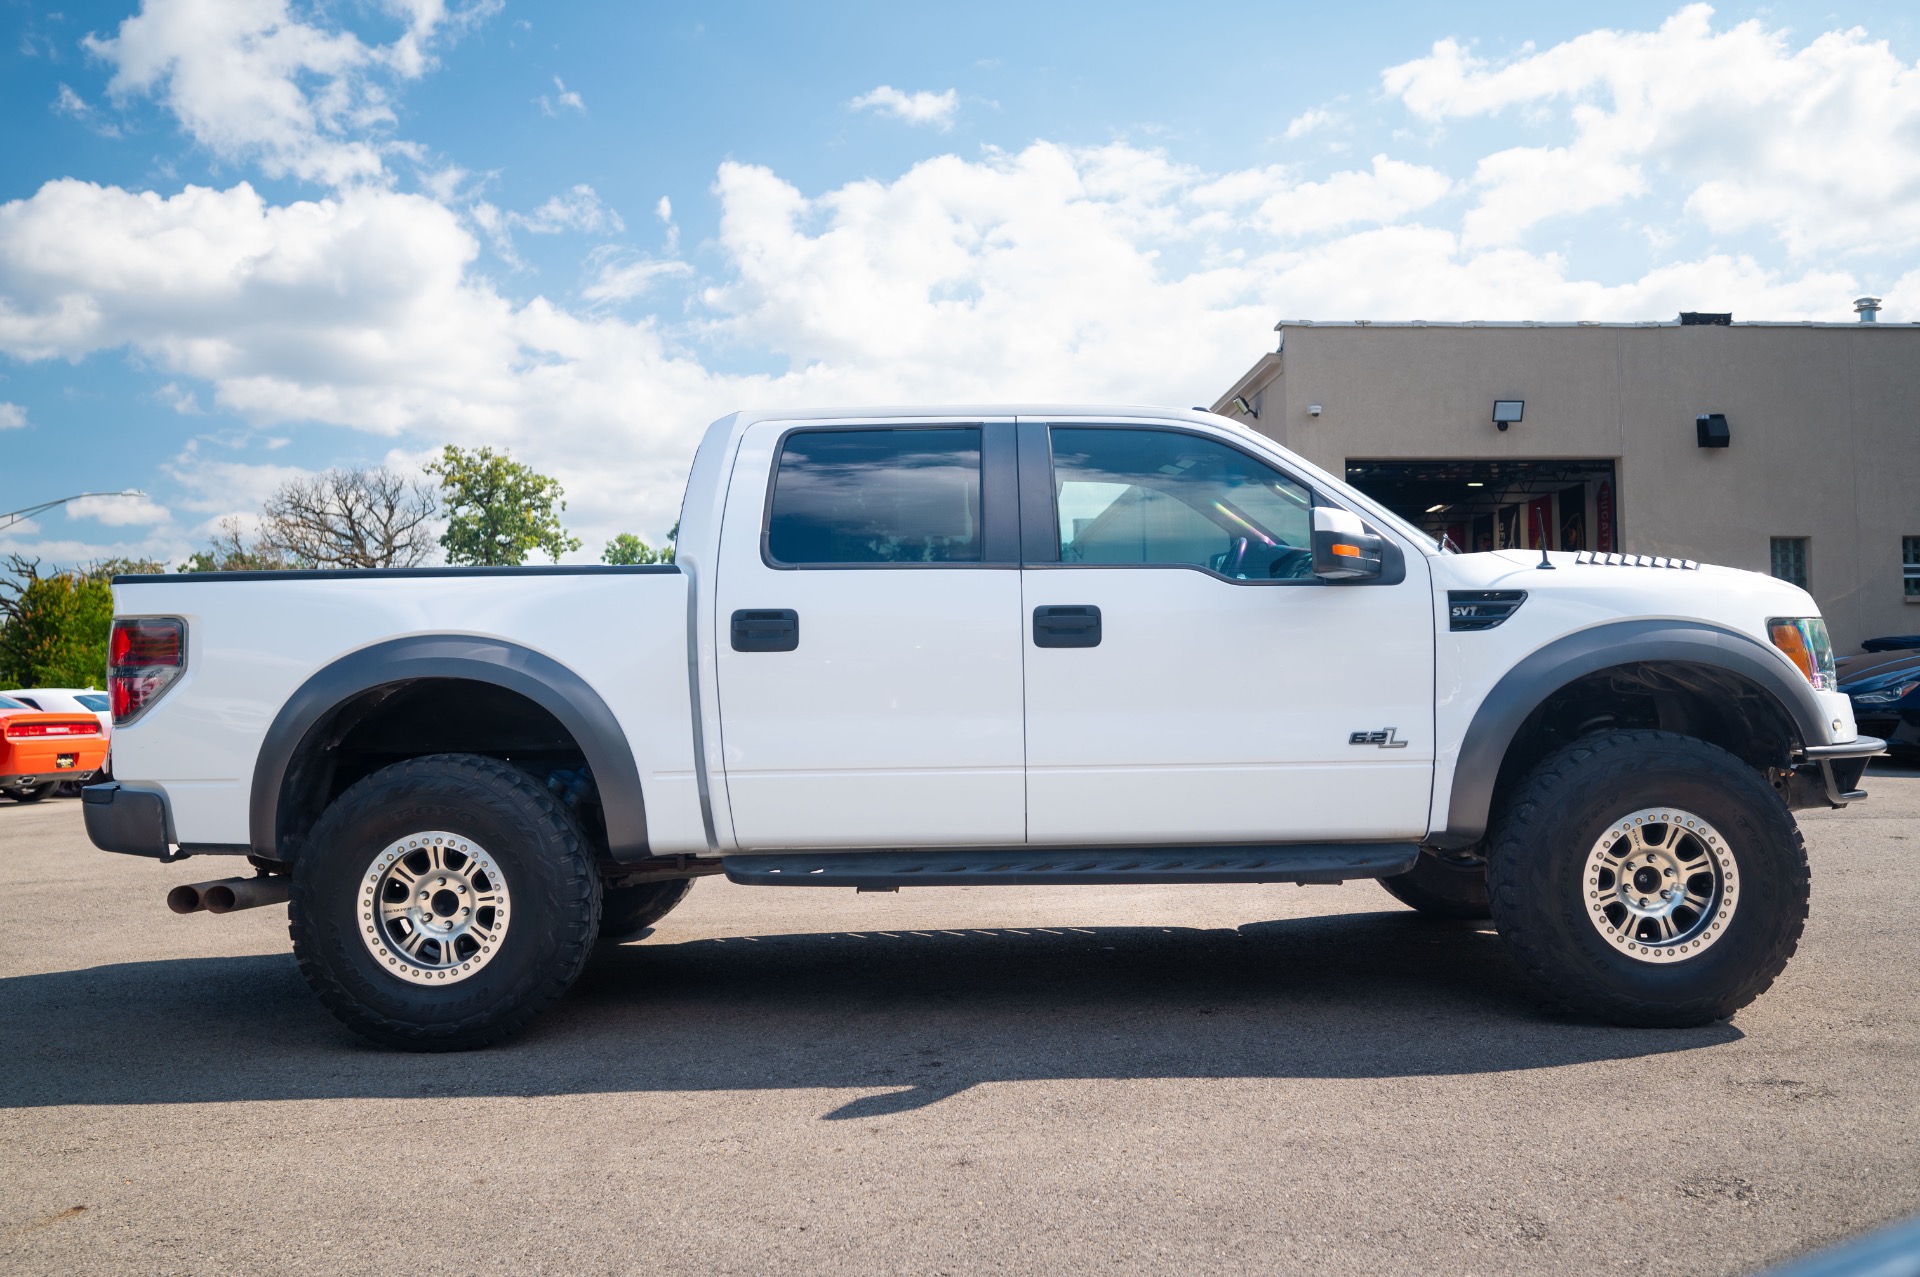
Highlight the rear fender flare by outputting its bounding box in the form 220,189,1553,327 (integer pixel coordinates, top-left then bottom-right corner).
251,635,648,861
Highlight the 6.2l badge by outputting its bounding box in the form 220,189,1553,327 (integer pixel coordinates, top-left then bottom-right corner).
1349,728,1409,748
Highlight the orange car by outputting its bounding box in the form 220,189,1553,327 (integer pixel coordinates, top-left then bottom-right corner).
0,693,109,803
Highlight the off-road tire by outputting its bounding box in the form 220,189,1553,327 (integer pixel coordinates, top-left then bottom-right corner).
1378,850,1492,919
1487,730,1808,1027
8,782,55,804
288,753,601,1051
598,877,696,944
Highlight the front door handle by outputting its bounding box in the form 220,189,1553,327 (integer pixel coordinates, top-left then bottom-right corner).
732,608,799,652
1033,605,1101,648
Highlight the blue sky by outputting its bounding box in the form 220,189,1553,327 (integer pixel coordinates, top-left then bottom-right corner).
3,0,1918,567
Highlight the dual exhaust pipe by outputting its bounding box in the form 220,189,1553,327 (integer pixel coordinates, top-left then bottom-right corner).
167,875,290,915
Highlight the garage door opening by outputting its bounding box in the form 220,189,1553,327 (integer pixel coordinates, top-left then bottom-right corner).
1344,459,1618,554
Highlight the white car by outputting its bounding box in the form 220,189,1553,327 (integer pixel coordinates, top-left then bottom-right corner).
82,405,1885,1049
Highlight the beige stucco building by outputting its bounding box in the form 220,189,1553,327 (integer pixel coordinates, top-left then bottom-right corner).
1212,314,1920,653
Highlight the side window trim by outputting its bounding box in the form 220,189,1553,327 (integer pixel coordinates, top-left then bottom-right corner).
758,422,1020,570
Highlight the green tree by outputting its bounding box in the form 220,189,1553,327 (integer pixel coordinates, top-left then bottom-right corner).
425,445,581,566
601,533,664,565
0,566,115,688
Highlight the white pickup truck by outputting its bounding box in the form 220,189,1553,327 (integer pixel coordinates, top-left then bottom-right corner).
85,406,1883,1049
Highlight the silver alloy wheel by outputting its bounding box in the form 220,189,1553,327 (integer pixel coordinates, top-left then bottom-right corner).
1583,807,1737,962
358,832,511,984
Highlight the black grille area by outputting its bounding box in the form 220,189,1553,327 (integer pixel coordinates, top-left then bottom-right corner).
1449,590,1528,632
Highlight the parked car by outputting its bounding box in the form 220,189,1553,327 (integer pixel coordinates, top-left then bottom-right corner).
6,688,113,735
1838,651,1920,760
83,405,1884,1049
7,688,114,790
0,693,109,802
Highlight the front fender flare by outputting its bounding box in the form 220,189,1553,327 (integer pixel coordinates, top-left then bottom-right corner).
1431,619,1826,848
251,635,649,861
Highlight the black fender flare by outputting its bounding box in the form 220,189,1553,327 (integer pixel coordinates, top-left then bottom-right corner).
1431,619,1828,848
251,635,649,861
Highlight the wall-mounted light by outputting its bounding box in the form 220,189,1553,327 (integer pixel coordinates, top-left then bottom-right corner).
1696,412,1730,448
1492,400,1524,432
1231,395,1258,419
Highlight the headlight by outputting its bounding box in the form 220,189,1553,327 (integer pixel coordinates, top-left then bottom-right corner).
1768,617,1838,691
1853,680,1919,706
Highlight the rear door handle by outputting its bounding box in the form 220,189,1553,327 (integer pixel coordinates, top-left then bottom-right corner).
731,608,799,652
1033,605,1101,648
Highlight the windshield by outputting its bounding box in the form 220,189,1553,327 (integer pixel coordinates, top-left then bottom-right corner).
76,694,110,711
0,696,25,711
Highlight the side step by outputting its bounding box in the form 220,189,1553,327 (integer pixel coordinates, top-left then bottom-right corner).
723,843,1419,889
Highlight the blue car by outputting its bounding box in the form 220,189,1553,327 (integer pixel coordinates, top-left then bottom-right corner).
1839,650,1920,759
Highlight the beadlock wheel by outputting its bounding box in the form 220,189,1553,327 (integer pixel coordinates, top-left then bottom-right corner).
359,832,512,984
1583,806,1737,961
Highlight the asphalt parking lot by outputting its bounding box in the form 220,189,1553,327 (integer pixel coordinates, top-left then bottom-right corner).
3,770,1917,1276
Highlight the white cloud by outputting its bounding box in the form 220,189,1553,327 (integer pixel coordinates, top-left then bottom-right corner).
849,85,958,130
655,196,672,223
1382,4,1920,255
65,493,172,527
53,83,122,137
0,402,26,429
1284,108,1334,140
82,0,480,186
537,75,585,116
1191,155,1453,238
581,251,693,305
471,184,623,262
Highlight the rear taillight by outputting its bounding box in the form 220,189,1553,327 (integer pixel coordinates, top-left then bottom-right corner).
109,618,186,724
3,718,102,737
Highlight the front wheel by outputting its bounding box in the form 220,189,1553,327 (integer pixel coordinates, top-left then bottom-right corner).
289,753,601,1051
1488,730,1809,1027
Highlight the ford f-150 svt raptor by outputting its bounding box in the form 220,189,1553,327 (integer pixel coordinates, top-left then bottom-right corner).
83,406,1884,1049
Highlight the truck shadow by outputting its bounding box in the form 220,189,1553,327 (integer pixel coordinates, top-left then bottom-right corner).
0,910,1738,1117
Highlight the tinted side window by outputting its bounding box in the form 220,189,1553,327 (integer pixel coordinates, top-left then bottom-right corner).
1051,428,1314,578
767,428,983,565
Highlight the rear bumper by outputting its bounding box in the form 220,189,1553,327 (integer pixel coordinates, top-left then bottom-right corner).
81,782,173,857
2,769,100,788
1784,737,1886,810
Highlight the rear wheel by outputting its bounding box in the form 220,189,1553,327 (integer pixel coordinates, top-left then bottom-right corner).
599,877,696,944
288,753,601,1051
1378,849,1491,919
1487,730,1808,1027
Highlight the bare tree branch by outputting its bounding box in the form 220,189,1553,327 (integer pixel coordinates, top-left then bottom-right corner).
258,468,439,569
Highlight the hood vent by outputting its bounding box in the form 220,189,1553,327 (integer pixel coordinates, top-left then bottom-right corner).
1574,551,1699,570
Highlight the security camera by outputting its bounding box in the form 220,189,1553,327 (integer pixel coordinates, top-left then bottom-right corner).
1307,403,1322,417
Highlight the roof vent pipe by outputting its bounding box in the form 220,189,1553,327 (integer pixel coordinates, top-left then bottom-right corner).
1855,296,1882,323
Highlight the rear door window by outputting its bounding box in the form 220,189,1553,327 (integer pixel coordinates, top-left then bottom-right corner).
766,427,983,566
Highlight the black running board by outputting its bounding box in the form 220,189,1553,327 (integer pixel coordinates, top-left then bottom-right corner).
723,843,1419,889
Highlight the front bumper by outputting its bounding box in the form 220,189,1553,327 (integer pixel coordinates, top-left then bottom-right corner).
81,782,173,858
1782,737,1886,810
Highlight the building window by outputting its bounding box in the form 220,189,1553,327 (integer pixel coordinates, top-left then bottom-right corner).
1770,537,1810,590
1905,536,1920,600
